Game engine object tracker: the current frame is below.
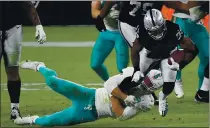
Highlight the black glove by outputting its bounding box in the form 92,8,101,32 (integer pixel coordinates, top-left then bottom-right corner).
95,15,106,32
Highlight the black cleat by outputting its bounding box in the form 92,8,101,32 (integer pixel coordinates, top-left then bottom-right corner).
10,107,21,120
194,90,209,103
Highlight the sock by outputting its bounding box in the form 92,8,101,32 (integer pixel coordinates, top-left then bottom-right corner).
11,103,19,109
7,80,21,109
176,71,182,81
162,82,175,96
37,64,46,71
200,77,209,91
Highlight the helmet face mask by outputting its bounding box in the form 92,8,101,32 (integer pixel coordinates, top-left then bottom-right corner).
144,9,167,40
147,21,167,40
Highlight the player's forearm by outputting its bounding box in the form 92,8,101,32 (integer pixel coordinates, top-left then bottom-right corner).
131,39,142,72
99,1,116,18
92,10,101,19
111,87,127,100
22,1,41,25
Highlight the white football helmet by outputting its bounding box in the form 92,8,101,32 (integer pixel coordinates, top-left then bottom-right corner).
138,69,163,93
144,9,167,40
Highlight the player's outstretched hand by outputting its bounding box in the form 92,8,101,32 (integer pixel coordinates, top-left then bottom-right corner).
95,15,106,32
168,58,179,71
35,25,46,44
131,71,144,83
124,95,138,107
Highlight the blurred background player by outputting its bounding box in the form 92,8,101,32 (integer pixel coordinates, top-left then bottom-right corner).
14,61,160,126
168,1,209,101
0,1,46,120
90,1,129,82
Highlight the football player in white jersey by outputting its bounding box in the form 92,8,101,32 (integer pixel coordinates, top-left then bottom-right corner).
13,60,163,126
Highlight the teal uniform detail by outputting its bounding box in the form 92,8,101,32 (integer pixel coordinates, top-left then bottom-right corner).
35,67,98,126
90,1,129,81
173,16,209,89
90,30,129,81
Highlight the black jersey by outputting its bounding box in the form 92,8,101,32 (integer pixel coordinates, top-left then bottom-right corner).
1,2,26,30
119,1,163,27
137,20,184,59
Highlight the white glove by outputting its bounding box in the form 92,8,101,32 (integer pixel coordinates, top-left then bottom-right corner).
35,25,46,44
168,58,179,71
131,71,144,83
124,95,138,107
109,10,120,20
189,6,206,22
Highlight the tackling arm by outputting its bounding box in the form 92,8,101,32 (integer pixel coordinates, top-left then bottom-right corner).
131,39,143,73
99,1,117,18
91,1,101,19
111,96,139,121
104,74,138,106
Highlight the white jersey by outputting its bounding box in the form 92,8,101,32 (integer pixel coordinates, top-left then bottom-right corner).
102,2,121,31
95,88,114,118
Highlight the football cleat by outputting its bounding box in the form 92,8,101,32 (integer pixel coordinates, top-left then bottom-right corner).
10,107,21,120
14,115,39,125
174,80,184,99
20,60,45,71
158,91,168,117
194,90,209,103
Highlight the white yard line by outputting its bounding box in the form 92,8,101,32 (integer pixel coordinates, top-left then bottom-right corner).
22,42,95,47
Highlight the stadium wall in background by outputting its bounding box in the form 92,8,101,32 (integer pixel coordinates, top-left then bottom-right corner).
23,1,94,26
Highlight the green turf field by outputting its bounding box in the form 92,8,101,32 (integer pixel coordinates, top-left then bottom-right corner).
1,26,209,127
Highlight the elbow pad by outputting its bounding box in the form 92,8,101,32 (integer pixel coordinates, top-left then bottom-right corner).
118,107,138,121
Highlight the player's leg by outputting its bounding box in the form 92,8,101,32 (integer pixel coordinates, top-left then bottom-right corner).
195,63,209,103
172,17,188,98
90,31,115,81
3,25,22,119
189,22,209,89
159,59,177,116
114,32,129,73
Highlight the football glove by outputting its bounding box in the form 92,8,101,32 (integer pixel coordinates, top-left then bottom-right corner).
168,57,180,71
124,95,138,107
35,25,46,44
131,71,144,83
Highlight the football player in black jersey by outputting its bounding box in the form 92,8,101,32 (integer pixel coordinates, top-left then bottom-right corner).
131,9,197,117
0,1,46,120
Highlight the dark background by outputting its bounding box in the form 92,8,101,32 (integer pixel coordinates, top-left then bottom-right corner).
23,1,94,26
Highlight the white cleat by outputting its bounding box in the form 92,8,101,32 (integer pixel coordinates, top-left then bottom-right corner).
158,91,168,117
20,60,45,71
174,80,184,99
14,115,39,125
